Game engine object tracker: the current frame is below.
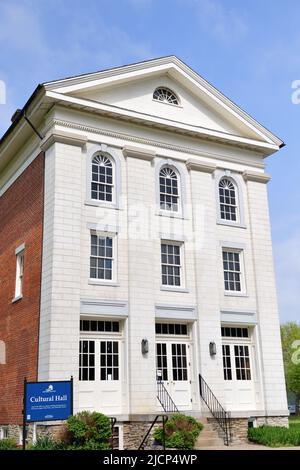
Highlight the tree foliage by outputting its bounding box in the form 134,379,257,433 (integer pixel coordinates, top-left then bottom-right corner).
281,322,300,415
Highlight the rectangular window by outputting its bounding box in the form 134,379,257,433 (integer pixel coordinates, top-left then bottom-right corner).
161,242,181,287
15,249,24,298
79,340,95,381
221,327,249,338
0,427,8,440
222,345,232,380
171,343,188,381
156,343,168,381
100,341,119,381
80,320,120,333
234,345,251,381
90,234,113,280
155,323,188,336
222,250,242,292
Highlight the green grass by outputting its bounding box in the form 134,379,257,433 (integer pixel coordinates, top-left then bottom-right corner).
289,416,300,430
248,425,300,447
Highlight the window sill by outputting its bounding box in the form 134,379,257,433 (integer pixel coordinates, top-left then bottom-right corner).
224,291,248,298
152,99,183,109
217,219,246,229
88,279,120,287
156,211,187,220
12,294,23,303
160,286,189,293
85,200,121,210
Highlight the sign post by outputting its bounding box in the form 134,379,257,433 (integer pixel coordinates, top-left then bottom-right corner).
23,377,73,450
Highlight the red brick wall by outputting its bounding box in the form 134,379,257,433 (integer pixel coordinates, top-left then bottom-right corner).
0,153,44,425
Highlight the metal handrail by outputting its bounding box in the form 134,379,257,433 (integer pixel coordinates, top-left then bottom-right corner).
138,415,168,450
109,417,117,449
199,374,231,446
157,380,179,413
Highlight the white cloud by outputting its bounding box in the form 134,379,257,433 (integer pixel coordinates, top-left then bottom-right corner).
0,1,153,135
274,230,300,323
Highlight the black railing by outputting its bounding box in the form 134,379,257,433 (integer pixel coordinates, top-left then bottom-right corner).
199,374,231,446
138,415,168,450
157,380,179,413
109,417,117,449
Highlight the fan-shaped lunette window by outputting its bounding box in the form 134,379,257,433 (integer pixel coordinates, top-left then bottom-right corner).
153,87,179,105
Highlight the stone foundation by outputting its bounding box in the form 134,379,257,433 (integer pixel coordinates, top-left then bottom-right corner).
228,418,249,444
6,424,21,443
208,416,289,445
123,421,161,450
256,416,289,428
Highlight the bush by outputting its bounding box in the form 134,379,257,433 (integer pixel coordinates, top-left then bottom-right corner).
248,426,300,447
30,411,112,450
29,435,66,450
66,411,111,450
153,414,203,450
0,438,18,450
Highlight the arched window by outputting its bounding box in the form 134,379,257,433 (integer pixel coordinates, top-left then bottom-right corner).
159,166,179,212
91,153,113,202
153,87,179,105
219,177,238,222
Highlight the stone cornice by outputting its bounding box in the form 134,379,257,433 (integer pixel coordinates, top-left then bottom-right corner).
122,145,156,161
49,119,265,169
243,170,271,183
40,130,87,152
186,158,216,173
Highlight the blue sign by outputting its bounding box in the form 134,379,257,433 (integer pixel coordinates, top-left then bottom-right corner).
25,380,73,422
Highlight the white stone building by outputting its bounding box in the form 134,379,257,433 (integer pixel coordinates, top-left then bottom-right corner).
0,56,288,446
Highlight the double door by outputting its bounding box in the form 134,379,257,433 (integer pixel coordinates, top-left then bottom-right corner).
156,341,192,410
79,338,122,414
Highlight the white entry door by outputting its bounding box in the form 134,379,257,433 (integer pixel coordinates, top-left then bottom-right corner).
156,341,192,411
79,338,122,414
222,342,255,410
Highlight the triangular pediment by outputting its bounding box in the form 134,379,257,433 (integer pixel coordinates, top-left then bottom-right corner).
44,57,282,149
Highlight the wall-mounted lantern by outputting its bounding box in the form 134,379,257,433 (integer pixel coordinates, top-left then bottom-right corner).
209,341,217,356
141,338,149,355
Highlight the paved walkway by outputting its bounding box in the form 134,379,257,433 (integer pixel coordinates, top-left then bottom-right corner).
198,443,300,450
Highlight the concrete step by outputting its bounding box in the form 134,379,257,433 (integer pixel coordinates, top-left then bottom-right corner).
195,437,225,447
195,420,226,448
198,430,218,438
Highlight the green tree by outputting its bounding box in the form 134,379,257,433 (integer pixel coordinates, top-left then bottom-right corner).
281,322,300,415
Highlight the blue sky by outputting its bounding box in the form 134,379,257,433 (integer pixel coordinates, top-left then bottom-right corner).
0,0,299,323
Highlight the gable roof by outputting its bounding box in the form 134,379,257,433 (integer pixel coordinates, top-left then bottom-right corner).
0,56,284,165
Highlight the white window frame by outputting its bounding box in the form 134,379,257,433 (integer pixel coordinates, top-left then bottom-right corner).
155,160,187,219
88,230,118,286
221,324,254,382
13,244,25,302
218,177,239,222
85,144,122,210
90,153,114,203
215,170,246,228
160,240,187,292
159,166,181,214
0,426,9,440
152,86,180,107
222,247,247,296
79,316,123,383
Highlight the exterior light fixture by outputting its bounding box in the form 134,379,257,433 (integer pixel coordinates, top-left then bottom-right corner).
141,338,149,355
209,341,217,356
